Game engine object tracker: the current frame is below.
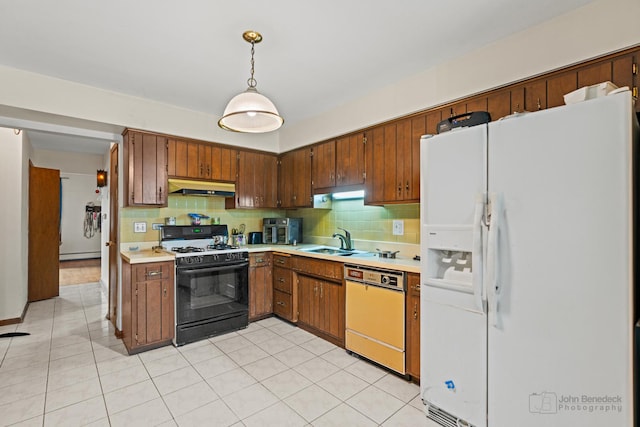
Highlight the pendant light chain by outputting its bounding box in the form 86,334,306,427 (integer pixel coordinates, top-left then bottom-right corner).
247,41,257,89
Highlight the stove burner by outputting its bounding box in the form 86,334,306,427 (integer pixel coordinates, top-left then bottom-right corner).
207,244,238,251
171,246,205,254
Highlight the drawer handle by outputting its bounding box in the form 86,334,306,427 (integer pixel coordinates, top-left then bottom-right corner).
276,259,285,265
276,301,286,306
256,258,264,263
278,278,285,283
146,270,162,277
414,284,421,291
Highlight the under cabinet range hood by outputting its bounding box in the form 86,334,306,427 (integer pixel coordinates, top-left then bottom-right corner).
168,179,235,197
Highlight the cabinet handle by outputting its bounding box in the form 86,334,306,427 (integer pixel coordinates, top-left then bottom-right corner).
320,284,323,299
200,164,203,175
276,301,286,306
207,165,211,175
413,302,418,320
276,259,285,265
163,287,167,297
278,278,285,283
158,186,163,202
398,182,402,195
146,270,162,277
406,181,409,191
256,258,264,263
413,284,421,292
536,98,541,110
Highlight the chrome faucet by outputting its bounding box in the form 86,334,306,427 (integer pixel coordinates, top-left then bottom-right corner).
332,227,353,250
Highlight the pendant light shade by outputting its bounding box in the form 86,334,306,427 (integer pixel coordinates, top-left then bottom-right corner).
218,87,283,133
218,31,283,133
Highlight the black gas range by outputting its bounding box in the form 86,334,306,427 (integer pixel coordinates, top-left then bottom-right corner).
160,225,249,346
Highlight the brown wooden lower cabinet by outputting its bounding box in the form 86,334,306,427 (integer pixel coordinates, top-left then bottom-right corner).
121,259,174,354
296,263,345,347
272,253,296,322
405,272,421,382
249,252,273,321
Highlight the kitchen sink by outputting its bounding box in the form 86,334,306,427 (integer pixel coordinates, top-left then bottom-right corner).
299,246,370,256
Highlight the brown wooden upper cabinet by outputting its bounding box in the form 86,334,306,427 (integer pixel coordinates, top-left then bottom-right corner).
364,118,421,205
168,139,237,182
123,130,168,207
227,151,278,209
312,134,365,193
279,147,312,208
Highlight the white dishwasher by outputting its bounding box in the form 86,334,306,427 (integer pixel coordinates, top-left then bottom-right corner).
344,264,406,374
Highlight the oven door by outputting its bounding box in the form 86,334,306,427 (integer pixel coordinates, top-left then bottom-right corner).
175,261,249,325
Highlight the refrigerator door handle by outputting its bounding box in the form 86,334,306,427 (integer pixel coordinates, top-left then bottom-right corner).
486,192,503,327
472,193,486,312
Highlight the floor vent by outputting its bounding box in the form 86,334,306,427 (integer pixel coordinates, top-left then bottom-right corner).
425,402,476,427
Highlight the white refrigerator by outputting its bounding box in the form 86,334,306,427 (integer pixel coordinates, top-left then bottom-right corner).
419,90,637,427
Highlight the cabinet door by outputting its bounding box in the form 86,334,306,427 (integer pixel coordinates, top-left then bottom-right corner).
319,280,344,343
236,151,256,207
578,61,611,87
397,118,421,202
364,127,385,205
335,134,365,187
210,146,237,182
278,152,294,208
487,90,511,121
171,139,189,178
198,144,212,179
125,131,168,207
249,253,273,320
186,142,199,178
292,147,312,207
312,140,336,190
547,71,577,109
297,275,313,326
524,80,546,111
261,154,278,208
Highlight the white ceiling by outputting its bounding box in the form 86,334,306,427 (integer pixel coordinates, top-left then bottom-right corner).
1,0,596,154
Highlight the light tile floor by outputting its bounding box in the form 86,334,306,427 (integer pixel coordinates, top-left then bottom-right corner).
0,282,440,427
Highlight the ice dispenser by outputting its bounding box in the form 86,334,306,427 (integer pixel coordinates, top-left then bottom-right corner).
423,225,476,293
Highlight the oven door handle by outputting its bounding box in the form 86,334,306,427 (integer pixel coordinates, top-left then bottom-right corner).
178,262,248,275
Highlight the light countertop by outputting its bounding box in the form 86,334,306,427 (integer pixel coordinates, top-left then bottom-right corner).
120,243,420,273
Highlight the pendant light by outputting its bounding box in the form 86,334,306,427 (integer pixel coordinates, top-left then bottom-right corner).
218,31,284,133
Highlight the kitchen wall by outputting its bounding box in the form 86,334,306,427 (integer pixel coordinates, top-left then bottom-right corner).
120,196,283,244
0,128,30,322
279,0,640,150
294,199,420,255
121,195,420,257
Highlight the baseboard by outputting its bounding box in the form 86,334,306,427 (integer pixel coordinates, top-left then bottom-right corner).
0,302,29,326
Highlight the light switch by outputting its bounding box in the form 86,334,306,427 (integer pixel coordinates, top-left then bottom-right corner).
134,222,147,233
392,220,404,235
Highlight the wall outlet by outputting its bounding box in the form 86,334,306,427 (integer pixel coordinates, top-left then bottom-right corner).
152,223,163,231
134,222,147,233
392,220,404,235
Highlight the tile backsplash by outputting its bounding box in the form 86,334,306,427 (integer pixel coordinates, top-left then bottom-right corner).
121,195,420,251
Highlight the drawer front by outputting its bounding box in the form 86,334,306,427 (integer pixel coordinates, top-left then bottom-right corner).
135,262,172,282
250,252,270,267
273,290,292,320
273,267,292,293
272,254,291,268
